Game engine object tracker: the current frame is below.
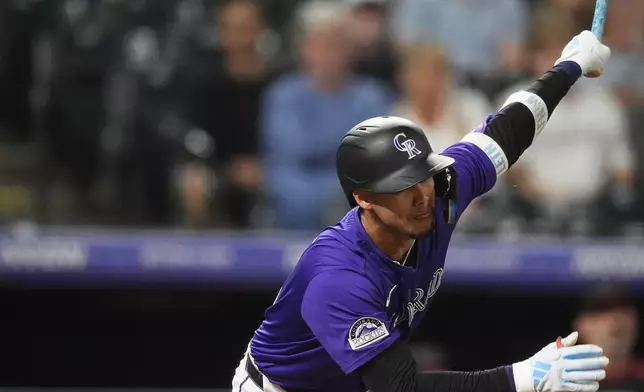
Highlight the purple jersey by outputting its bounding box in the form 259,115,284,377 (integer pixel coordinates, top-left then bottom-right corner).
250,140,497,391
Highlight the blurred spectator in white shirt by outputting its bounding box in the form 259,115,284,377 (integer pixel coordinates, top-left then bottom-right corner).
496,3,635,236
391,42,503,233
391,0,529,98
391,43,491,153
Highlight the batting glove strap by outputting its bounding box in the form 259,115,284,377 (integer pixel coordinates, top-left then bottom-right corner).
512,359,536,392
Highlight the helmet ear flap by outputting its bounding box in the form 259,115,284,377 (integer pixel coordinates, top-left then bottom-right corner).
433,170,449,196
433,168,458,224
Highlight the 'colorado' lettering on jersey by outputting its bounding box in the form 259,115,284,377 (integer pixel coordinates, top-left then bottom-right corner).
249,141,497,392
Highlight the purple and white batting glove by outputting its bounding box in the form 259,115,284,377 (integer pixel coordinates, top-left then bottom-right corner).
554,30,611,77
512,331,609,392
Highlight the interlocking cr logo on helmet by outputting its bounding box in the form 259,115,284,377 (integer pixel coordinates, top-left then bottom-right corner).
393,133,422,159
336,116,455,208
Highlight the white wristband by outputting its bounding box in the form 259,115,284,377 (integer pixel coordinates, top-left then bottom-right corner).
500,91,549,138
461,132,509,177
512,360,535,392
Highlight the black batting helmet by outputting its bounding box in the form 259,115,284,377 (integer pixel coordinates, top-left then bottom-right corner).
336,116,455,208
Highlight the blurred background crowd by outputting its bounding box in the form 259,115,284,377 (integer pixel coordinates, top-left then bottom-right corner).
1,0,644,391
1,0,644,236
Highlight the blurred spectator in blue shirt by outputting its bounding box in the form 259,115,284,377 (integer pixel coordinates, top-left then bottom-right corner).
391,0,529,99
260,0,393,230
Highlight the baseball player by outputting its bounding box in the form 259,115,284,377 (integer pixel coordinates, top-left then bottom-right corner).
232,30,611,392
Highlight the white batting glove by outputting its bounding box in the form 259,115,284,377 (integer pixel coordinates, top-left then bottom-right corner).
554,30,611,78
512,332,609,392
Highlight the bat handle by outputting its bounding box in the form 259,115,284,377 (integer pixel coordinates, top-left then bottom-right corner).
556,336,563,349
587,0,608,77
591,0,608,40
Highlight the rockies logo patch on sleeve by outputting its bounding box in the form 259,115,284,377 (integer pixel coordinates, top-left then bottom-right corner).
347,317,389,350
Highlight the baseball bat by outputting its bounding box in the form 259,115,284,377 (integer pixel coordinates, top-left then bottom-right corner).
591,0,608,40
586,0,608,77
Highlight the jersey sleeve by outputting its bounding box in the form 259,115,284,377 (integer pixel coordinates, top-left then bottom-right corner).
441,117,500,213
301,270,400,375
440,61,584,214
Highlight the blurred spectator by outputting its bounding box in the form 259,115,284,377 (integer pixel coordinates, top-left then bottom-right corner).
391,42,505,234
345,0,397,89
260,0,393,230
575,285,644,391
391,43,490,153
597,0,644,225
495,3,635,236
547,0,596,31
391,0,530,99
596,0,644,104
185,0,277,228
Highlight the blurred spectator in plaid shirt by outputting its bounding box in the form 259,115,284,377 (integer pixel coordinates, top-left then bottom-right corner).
260,0,393,230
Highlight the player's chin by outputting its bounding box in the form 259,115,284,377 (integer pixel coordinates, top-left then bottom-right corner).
409,213,434,236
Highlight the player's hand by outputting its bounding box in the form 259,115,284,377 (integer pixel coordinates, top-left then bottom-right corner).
554,30,611,78
511,331,609,392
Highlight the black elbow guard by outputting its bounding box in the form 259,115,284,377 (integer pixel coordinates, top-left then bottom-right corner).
483,62,582,167
358,340,418,392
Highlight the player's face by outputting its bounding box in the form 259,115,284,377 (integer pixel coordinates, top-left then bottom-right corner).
369,177,436,238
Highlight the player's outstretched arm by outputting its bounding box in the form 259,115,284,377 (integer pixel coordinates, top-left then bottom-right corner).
358,331,609,392
438,31,610,210
458,31,610,177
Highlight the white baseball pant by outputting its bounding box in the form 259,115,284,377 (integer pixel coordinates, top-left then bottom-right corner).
232,343,286,392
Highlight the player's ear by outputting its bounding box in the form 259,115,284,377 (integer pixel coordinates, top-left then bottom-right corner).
353,191,373,210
